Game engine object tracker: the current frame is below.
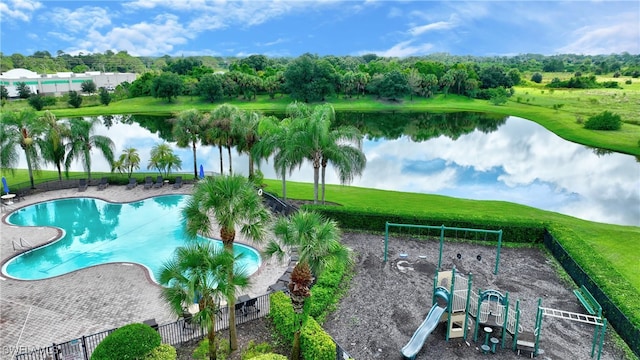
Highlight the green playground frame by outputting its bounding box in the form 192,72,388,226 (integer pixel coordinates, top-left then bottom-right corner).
383,222,503,275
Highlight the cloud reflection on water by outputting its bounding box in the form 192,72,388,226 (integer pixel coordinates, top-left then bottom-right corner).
21,116,639,226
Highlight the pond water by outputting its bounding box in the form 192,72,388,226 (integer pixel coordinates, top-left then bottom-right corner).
18,113,640,226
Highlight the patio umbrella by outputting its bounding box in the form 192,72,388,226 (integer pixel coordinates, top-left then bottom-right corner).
199,164,205,179
1,176,8,194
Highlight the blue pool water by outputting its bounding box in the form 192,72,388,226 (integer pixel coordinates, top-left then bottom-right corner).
1,195,261,283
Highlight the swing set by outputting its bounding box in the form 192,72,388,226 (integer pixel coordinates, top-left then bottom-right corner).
383,222,504,274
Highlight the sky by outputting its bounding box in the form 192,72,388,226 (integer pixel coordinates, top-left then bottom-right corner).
1,0,639,59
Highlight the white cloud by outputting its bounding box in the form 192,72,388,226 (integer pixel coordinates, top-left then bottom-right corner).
67,14,192,57
47,6,112,33
258,38,289,47
556,16,640,55
359,39,434,57
0,0,41,22
408,20,455,36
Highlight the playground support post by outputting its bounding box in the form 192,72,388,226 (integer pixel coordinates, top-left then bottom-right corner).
534,298,543,356
501,292,510,347
462,273,473,339
511,300,521,351
445,267,457,342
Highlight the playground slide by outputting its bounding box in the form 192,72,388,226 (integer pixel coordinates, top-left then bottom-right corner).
401,288,449,360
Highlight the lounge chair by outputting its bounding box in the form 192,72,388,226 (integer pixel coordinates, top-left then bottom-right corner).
78,178,88,192
143,176,153,190
173,176,183,189
181,310,195,331
153,175,164,188
97,177,109,190
126,178,137,190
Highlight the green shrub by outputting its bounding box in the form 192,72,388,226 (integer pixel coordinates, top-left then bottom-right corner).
248,354,288,360
269,291,296,344
144,344,177,360
90,323,161,360
192,338,230,360
241,340,273,360
584,111,622,130
300,317,336,360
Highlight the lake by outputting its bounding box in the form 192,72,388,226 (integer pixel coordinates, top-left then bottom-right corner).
17,112,640,226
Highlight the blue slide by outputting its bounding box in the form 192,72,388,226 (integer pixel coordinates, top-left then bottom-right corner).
401,288,449,360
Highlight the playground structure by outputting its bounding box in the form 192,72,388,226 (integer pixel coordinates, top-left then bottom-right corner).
392,221,609,359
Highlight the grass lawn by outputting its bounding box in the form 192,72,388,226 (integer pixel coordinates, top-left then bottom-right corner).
261,179,640,327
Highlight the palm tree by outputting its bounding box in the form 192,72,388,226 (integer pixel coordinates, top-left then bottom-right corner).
319,125,366,204
158,242,250,360
263,210,351,360
232,109,261,179
0,109,46,189
113,147,140,178
253,115,303,201
209,104,239,175
65,117,115,180
39,111,70,181
289,103,365,204
147,143,182,177
173,109,204,180
182,174,270,351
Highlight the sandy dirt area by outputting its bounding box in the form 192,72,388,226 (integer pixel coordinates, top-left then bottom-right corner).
322,232,626,360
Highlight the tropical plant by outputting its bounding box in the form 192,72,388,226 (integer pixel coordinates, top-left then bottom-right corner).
158,242,249,360
39,111,70,181
287,103,366,204
173,109,204,180
208,104,239,175
182,175,271,351
262,210,350,360
0,109,45,188
253,114,302,201
232,109,262,179
64,117,115,180
113,147,141,178
147,143,182,177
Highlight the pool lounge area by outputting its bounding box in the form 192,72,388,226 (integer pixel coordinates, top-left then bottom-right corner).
0,183,288,357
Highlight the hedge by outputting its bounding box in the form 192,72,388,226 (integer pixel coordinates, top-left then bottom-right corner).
90,323,161,360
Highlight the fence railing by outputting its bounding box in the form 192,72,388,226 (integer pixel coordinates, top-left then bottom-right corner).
13,292,350,360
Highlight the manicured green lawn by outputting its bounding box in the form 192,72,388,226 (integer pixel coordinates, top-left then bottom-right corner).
262,179,640,328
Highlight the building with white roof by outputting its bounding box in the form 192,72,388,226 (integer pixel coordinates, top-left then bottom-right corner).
0,68,137,97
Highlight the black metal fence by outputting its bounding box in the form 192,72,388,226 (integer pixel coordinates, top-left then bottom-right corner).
13,292,351,360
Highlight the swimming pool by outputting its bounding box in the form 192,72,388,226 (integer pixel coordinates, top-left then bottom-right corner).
1,195,262,283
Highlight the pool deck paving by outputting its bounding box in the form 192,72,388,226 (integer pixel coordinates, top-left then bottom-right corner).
0,183,289,358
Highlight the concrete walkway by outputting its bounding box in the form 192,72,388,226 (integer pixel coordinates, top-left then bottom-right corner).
0,182,288,357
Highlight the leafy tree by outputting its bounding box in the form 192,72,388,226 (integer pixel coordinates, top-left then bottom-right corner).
147,143,182,177
263,210,350,360
198,73,224,102
531,72,543,83
284,54,338,102
98,87,111,106
151,72,183,102
488,87,509,105
423,73,439,98
80,80,97,94
65,117,115,180
373,70,410,101
28,94,46,110
1,85,8,100
39,111,69,180
0,109,45,188
68,90,83,108
129,72,157,97
584,111,622,130
182,175,271,351
173,109,204,179
112,147,140,178
158,243,249,360
16,82,32,98
479,65,512,89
